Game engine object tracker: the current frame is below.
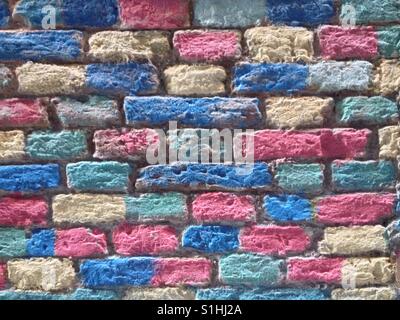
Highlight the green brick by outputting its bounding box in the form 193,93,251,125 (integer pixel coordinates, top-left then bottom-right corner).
0,228,26,257
378,26,400,58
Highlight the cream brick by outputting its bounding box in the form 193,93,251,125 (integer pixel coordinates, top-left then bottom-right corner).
0,131,25,160
379,126,400,159
318,226,388,255
124,288,195,300
265,97,334,129
16,63,85,96
164,65,226,96
89,31,170,62
375,60,400,95
331,287,397,300
245,26,314,63
7,258,75,291
342,258,394,287
52,194,125,225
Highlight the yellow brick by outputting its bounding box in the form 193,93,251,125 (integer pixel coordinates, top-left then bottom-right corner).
375,60,400,95
7,258,76,291
379,126,400,159
124,288,195,300
89,31,170,62
331,287,396,300
52,194,125,225
245,26,314,63
164,65,226,96
265,97,333,129
16,62,85,95
318,226,388,255
0,131,25,160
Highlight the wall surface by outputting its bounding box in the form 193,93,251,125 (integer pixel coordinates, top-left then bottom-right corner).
0,0,399,300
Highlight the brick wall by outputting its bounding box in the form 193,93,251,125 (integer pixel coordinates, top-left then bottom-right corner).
0,0,399,300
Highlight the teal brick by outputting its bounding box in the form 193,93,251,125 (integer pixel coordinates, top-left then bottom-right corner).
276,163,324,194
336,96,398,125
26,131,87,160
340,0,400,24
378,26,400,58
332,160,396,192
0,289,118,300
125,193,187,221
219,254,282,286
67,161,131,192
0,228,26,257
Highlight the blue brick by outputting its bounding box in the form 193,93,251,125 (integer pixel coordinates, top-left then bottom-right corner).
135,163,272,191
182,226,239,253
86,63,159,96
0,164,60,192
0,31,82,62
264,195,312,222
194,0,266,28
62,0,118,28
332,161,396,192
267,0,335,26
14,0,118,28
0,0,9,27
0,289,119,300
196,288,327,300
80,258,155,287
232,63,308,94
124,97,263,129
27,229,55,257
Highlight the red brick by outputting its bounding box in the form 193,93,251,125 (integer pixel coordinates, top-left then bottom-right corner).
287,258,343,284
0,197,48,227
0,98,48,128
0,264,6,289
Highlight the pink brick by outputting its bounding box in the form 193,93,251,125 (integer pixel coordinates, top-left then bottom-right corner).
0,264,6,289
316,193,395,225
287,258,344,284
319,26,378,60
0,197,48,227
240,226,310,256
246,129,370,161
119,0,190,29
55,228,108,258
152,258,212,286
0,98,48,128
173,30,241,63
112,224,178,256
192,193,256,223
93,128,159,160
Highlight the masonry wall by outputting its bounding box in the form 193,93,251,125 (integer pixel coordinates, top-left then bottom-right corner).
0,0,399,300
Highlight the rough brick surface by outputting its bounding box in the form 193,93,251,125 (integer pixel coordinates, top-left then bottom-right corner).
379,126,400,159
287,258,343,284
0,131,25,161
0,197,48,227
331,287,397,300
0,99,48,128
375,60,400,95
124,288,195,300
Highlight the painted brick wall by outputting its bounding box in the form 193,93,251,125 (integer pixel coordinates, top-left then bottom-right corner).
0,0,399,301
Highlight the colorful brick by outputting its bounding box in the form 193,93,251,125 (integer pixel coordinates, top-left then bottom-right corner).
124,288,195,300
182,226,239,253
275,163,324,194
264,195,312,222
112,224,178,256
0,228,26,257
66,161,131,192
318,26,378,60
124,97,262,129
192,193,256,224
379,126,400,159
0,131,25,161
331,287,397,300
194,0,265,28
164,65,226,96
0,99,49,128
0,31,83,62
287,258,343,284
53,96,120,129
265,97,333,129
0,197,48,227
119,0,190,30
331,160,396,192
245,27,314,63
0,164,60,192
378,26,400,58
0,289,118,300
375,60,400,95
135,163,272,191
336,96,399,126
232,63,308,95
26,229,54,257
0,263,5,289
219,254,282,286
240,225,310,256
174,30,241,63
26,131,87,160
